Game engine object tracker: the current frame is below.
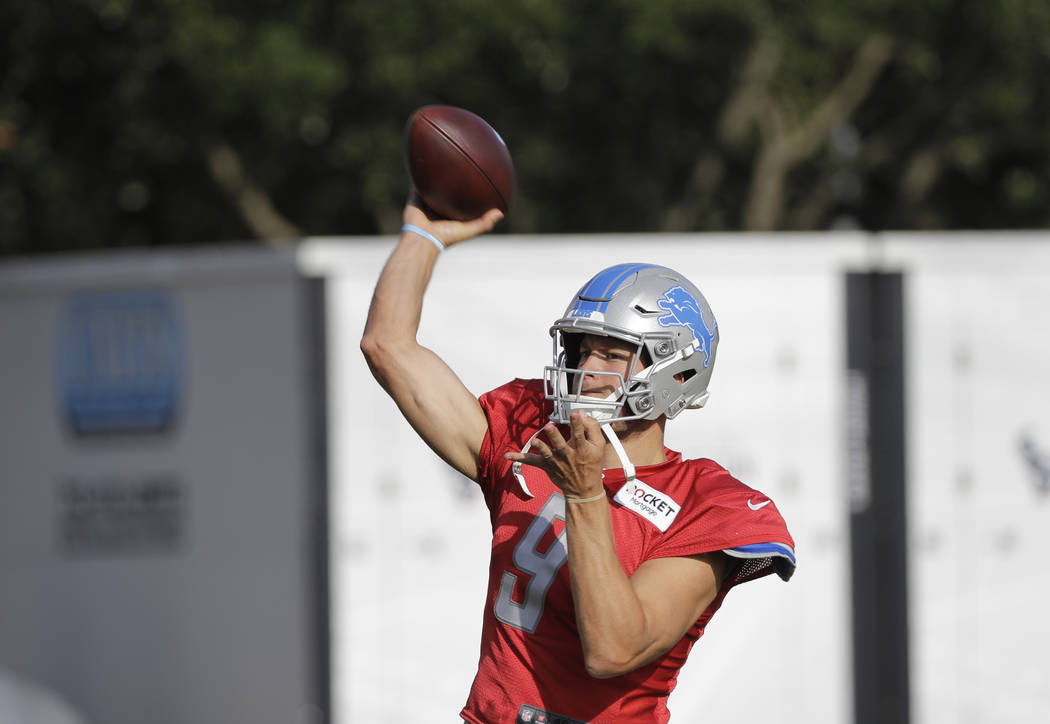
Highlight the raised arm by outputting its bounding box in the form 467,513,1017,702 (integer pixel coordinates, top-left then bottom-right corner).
360,194,504,481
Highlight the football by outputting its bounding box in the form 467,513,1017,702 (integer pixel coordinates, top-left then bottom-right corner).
404,105,516,220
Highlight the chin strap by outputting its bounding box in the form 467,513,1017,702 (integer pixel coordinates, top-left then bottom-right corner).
511,429,544,498
599,421,636,482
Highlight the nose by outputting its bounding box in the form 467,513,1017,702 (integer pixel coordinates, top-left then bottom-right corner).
577,350,604,373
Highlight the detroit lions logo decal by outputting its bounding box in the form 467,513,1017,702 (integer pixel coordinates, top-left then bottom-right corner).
657,286,716,368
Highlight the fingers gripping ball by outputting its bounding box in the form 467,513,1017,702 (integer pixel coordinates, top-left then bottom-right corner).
405,105,516,221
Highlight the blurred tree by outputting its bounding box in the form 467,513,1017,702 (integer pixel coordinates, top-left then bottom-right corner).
1,0,1048,255
850,0,1050,230
0,0,344,252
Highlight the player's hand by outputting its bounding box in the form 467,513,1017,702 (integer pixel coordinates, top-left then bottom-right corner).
505,412,606,499
403,190,503,249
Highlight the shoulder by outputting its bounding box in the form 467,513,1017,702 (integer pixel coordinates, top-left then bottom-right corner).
676,457,785,525
662,456,755,502
480,377,544,405
477,379,548,482
479,378,547,429
648,456,796,579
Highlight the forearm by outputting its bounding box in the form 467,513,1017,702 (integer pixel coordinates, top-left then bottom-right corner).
566,500,657,678
361,231,439,358
360,224,490,480
362,195,502,359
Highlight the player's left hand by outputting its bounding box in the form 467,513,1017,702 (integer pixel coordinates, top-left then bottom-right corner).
506,412,605,499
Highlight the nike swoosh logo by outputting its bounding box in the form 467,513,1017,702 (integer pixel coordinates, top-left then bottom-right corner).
747,498,771,511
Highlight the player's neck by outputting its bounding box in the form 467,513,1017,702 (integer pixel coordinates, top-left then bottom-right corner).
601,417,668,470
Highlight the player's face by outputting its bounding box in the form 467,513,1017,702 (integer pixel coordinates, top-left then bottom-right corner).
575,334,645,398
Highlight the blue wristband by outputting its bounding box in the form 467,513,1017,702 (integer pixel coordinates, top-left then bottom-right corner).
401,224,445,252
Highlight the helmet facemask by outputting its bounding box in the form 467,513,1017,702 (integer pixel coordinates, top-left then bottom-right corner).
544,327,709,425
545,330,647,423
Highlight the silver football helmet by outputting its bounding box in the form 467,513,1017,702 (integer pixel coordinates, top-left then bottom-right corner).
545,263,719,424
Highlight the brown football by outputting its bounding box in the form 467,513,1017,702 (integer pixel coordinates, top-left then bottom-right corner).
404,105,516,220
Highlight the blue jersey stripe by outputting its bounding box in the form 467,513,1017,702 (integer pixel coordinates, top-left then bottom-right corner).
727,542,797,565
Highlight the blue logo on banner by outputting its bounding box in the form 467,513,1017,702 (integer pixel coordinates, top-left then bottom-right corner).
58,290,183,434
656,286,716,368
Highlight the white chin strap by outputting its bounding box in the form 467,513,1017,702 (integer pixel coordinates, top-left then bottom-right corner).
512,392,637,498
511,430,543,498
598,421,636,482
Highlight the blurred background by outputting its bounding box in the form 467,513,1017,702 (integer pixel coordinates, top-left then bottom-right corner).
2,1,1049,724
3,0,1050,253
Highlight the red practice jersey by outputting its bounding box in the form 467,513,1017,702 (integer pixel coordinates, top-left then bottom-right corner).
460,379,796,724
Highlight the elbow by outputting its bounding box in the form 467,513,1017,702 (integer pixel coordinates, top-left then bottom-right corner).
359,332,382,366
360,333,401,380
583,652,636,680
582,635,669,679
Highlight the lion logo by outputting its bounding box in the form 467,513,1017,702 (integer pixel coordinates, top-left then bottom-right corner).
656,286,716,368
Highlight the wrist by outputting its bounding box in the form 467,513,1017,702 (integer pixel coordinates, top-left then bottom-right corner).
401,224,445,252
565,491,607,504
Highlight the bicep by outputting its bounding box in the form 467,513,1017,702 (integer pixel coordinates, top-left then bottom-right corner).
629,552,729,658
362,338,488,481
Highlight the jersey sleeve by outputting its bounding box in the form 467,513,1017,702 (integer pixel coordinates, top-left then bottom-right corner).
716,497,797,585
647,466,797,585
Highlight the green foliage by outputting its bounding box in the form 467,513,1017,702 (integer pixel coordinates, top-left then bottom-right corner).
1,0,1048,254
